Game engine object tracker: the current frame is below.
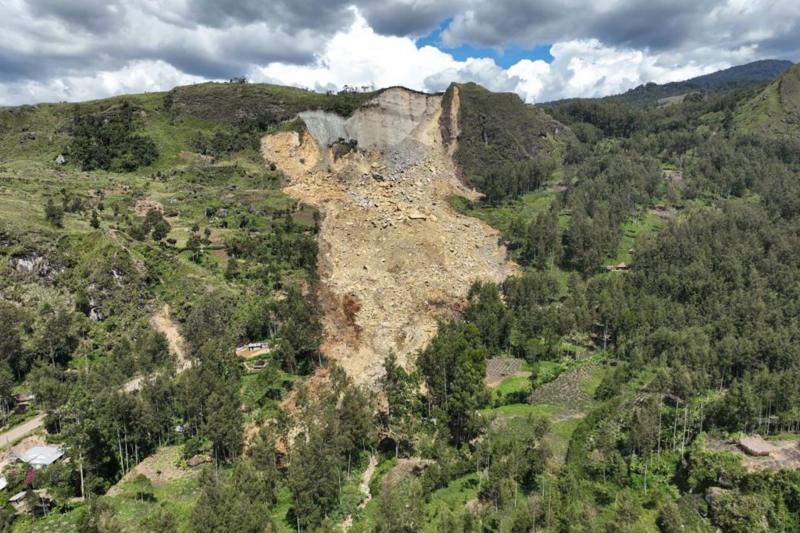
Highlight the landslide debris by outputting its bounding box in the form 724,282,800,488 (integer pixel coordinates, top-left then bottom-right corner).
262,87,517,384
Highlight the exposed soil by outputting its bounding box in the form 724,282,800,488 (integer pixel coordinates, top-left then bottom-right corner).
706,437,800,472
262,88,517,384
133,198,163,217
124,304,189,392
151,304,189,371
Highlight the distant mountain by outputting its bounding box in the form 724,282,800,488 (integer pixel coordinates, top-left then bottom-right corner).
613,59,793,105
544,59,793,107
735,63,800,136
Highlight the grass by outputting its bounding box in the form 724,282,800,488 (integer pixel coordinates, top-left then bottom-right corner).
604,210,664,266
104,472,201,531
482,402,561,418
13,448,203,533
493,375,530,397
424,473,480,532
350,456,398,532
449,187,558,237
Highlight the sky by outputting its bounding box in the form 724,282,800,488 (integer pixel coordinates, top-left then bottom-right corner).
0,0,798,106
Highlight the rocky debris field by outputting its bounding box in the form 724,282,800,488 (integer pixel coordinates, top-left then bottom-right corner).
263,88,516,384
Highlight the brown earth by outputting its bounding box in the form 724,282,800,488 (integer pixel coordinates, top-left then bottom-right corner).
706,437,800,472
262,88,517,384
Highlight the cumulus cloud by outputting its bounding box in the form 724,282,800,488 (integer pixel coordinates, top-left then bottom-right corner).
440,0,800,59
0,0,797,105
256,18,729,104
0,60,205,106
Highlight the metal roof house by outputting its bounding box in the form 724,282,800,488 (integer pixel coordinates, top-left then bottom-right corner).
14,446,64,469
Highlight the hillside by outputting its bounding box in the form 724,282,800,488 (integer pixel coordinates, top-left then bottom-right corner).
263,87,517,382
615,59,793,105
735,63,800,135
544,59,792,107
4,76,800,532
442,83,571,202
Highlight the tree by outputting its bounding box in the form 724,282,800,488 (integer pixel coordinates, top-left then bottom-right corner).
287,427,341,530
45,198,64,227
186,234,203,263
417,321,488,444
465,282,510,353
374,478,425,533
381,353,420,456
0,302,28,379
90,210,100,229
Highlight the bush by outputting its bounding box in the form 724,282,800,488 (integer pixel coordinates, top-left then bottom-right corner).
68,100,158,172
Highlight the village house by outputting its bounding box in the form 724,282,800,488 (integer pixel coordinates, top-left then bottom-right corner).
14,445,64,469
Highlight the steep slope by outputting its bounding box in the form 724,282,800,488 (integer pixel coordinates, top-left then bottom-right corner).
442,82,569,189
735,63,800,136
262,87,517,383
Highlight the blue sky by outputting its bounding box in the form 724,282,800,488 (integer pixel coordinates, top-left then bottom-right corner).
416,19,554,68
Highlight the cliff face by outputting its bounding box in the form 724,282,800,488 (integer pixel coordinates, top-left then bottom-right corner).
262,87,516,383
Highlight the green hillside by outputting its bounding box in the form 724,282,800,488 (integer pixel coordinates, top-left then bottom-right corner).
442,82,572,204
735,63,800,135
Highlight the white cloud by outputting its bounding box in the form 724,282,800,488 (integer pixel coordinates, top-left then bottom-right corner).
253,17,733,104
0,2,794,106
253,12,455,92
0,60,205,106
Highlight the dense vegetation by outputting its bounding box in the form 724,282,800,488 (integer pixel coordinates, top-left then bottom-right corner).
443,82,568,203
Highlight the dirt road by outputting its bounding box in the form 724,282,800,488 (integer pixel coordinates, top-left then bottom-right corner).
0,414,46,449
1,305,189,448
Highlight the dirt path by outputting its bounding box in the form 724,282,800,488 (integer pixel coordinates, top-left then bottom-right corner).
151,304,188,370
0,414,46,449
340,454,378,531
1,305,189,448
358,454,378,508
263,88,517,384
125,304,190,392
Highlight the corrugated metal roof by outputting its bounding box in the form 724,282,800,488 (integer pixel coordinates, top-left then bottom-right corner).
16,445,64,467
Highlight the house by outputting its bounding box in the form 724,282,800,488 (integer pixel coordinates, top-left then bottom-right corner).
14,394,35,413
15,445,64,469
0,477,7,491
737,435,778,457
10,489,52,515
605,262,630,273
252,360,267,370
248,342,265,350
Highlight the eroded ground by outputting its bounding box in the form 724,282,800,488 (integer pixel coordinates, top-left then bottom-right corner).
262,88,516,383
